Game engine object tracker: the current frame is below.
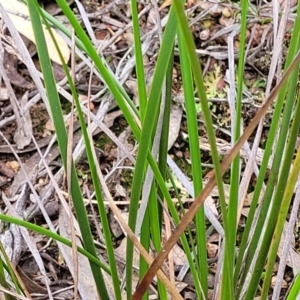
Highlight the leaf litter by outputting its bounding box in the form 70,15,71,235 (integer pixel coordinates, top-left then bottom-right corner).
0,0,299,299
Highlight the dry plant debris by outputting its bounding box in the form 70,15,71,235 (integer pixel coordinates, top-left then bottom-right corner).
0,0,298,299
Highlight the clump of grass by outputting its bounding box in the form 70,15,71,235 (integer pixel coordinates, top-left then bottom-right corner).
1,0,300,299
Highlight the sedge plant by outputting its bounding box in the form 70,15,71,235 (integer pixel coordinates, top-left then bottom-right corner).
1,0,300,299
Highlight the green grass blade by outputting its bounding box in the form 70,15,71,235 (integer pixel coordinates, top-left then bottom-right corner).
244,68,300,298
21,0,87,51
0,241,23,298
139,211,150,300
130,0,166,298
0,214,111,273
170,0,230,298
286,272,300,300
171,0,226,232
36,5,122,299
177,28,207,298
27,1,109,298
130,0,147,120
42,3,201,297
58,34,122,300
154,51,174,300
27,0,144,128
0,252,17,300
234,2,300,291
260,91,300,298
226,0,248,297
148,186,167,300
54,0,141,138
125,6,178,297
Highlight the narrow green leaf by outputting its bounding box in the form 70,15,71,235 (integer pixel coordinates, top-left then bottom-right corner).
26,1,109,298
